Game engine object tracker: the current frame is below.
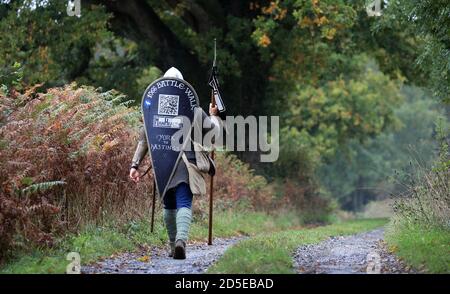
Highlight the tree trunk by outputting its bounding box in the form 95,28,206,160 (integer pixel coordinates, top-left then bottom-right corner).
88,0,209,97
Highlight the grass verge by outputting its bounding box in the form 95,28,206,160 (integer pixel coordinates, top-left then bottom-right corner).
384,219,450,273
208,218,388,274
0,210,304,274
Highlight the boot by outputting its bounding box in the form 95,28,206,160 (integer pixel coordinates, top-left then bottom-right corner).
174,239,186,260
163,209,177,257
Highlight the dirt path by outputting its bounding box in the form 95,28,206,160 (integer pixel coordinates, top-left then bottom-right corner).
293,228,416,274
82,228,415,274
82,237,243,274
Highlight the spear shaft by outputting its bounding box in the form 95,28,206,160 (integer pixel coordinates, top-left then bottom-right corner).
208,39,218,245
208,89,215,245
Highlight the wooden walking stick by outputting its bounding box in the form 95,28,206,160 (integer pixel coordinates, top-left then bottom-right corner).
141,164,155,233
150,178,156,233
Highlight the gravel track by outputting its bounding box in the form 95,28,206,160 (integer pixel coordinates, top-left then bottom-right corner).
293,228,417,274
82,228,415,274
82,237,243,274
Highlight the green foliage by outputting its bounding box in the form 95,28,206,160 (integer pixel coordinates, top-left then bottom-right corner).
271,55,403,187
391,124,449,229
384,114,449,274
0,1,110,87
274,127,318,179
136,66,163,97
252,2,409,187
0,1,428,183
435,118,450,172
318,86,446,210
81,36,152,103
0,61,23,94
255,0,357,85
381,0,450,102
190,210,303,241
20,181,66,197
1,0,420,113
285,56,402,159
385,219,450,273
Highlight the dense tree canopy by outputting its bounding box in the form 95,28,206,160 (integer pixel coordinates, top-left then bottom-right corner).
1,0,448,210
0,1,424,109
382,0,450,102
318,85,447,210
0,1,110,87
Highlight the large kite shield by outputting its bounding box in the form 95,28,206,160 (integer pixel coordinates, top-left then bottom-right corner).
141,77,199,200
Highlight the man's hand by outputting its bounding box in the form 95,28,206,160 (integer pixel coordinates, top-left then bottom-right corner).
209,103,219,116
129,168,141,183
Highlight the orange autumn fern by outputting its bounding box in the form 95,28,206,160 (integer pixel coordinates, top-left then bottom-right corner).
0,84,152,260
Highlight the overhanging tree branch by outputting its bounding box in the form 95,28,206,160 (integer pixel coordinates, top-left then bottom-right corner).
87,0,208,95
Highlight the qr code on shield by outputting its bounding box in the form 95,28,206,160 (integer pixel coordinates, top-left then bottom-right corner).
158,94,179,116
